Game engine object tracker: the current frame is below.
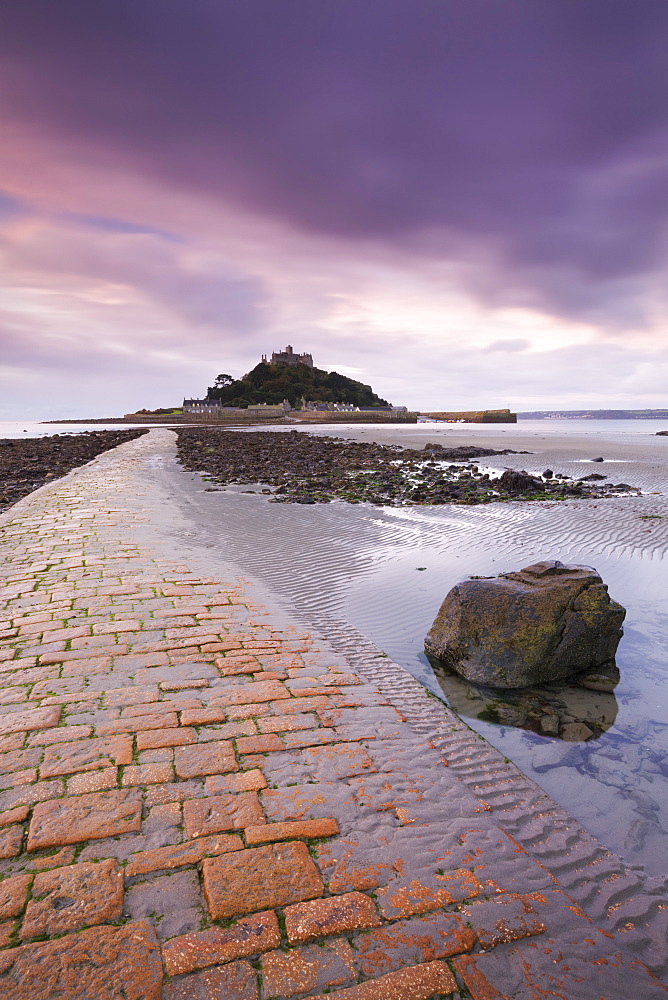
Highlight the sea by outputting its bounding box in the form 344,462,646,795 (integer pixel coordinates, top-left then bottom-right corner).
1,416,668,440
2,416,668,875
0,421,180,438
152,416,668,875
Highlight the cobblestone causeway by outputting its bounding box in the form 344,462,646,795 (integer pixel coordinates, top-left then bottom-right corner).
0,429,666,998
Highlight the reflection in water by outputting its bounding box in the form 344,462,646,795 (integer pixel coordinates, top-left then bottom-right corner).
429,655,619,741
157,447,668,876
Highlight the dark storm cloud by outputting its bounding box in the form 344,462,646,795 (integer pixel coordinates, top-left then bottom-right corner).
2,0,668,324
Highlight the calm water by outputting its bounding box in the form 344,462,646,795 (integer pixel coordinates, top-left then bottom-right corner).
3,416,667,874
2,416,667,441
341,535,668,875
237,416,668,442
156,419,668,875
0,421,180,439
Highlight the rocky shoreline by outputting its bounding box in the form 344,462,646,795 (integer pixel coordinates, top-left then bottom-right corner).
0,429,149,512
176,427,640,506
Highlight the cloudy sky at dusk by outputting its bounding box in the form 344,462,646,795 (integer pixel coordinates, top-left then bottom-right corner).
2,0,668,418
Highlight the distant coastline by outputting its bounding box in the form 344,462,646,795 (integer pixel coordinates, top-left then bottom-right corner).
43,408,666,426
517,409,668,420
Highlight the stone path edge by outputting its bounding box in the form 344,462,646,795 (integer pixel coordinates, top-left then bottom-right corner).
136,428,668,979
322,622,668,969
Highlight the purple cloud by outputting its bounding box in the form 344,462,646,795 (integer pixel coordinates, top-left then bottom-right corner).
2,0,668,327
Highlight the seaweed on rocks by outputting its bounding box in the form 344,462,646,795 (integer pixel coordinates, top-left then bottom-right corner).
175,428,640,507
0,430,149,512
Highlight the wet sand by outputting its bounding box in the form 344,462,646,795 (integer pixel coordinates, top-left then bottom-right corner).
176,425,638,507
2,420,667,875
262,418,668,491
160,421,668,876
3,428,667,995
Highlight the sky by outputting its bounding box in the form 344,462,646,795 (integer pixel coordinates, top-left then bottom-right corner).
1,0,668,418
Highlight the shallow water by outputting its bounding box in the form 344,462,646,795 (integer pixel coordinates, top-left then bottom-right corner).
342,537,668,874
153,420,668,876
237,416,668,443
0,420,180,439
6,417,665,873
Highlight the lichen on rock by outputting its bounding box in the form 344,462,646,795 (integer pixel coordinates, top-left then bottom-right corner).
425,560,625,689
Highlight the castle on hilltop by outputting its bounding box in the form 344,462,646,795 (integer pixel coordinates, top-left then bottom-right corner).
262,345,314,368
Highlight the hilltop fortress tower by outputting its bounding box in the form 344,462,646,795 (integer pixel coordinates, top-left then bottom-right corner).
262,345,314,368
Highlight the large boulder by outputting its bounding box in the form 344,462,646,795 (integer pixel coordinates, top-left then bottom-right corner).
425,560,625,688
496,470,544,493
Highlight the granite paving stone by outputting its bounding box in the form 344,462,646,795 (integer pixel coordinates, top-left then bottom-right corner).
197,720,257,741
0,921,162,999
351,911,477,976
121,762,174,786
125,832,243,876
0,706,61,736
124,869,203,940
143,779,207,806
244,816,339,845
260,781,357,823
162,910,281,975
0,428,665,1000
308,961,457,999
0,873,31,920
261,940,357,999
26,845,77,871
174,740,238,778
21,859,124,939
40,734,133,777
138,747,174,764
257,712,318,733
0,825,25,858
27,789,143,850
284,891,381,943
458,891,552,949
0,738,29,758
179,706,227,726
67,812,184,866
205,768,267,793
183,791,265,837
236,733,284,754
136,726,197,750
202,842,325,919
163,961,259,1000
0,804,29,827
0,766,37,789
0,690,30,708
452,930,668,999
224,702,273,721
376,867,484,918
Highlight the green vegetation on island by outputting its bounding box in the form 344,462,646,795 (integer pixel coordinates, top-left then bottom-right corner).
207,362,389,410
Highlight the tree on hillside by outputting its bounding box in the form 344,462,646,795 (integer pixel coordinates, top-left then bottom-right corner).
206,362,389,409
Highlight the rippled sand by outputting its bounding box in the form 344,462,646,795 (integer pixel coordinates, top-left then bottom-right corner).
156,421,668,875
